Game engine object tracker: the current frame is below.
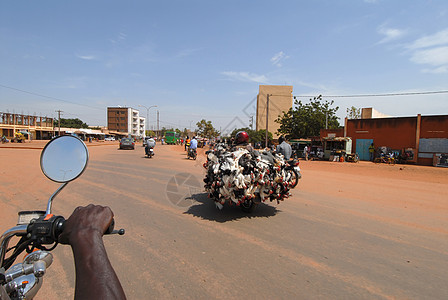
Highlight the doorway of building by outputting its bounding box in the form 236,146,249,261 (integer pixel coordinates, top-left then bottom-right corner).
356,139,373,161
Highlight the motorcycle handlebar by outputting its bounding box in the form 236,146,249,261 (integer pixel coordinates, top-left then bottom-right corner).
55,218,125,240
1,215,125,270
28,216,125,246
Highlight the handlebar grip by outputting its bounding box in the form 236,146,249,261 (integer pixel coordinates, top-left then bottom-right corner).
55,218,124,240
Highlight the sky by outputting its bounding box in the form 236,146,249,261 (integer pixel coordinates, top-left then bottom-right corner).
1,0,447,135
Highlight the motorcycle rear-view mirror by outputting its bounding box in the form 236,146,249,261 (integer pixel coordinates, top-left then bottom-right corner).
40,135,89,183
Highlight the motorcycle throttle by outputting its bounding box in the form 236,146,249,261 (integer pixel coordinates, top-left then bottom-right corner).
27,215,125,247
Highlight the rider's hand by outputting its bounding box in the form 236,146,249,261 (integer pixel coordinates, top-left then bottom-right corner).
59,205,126,299
59,204,114,245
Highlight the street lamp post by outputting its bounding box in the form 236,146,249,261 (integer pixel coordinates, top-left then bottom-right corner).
139,105,157,136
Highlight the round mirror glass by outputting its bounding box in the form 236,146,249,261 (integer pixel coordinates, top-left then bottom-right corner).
40,135,89,183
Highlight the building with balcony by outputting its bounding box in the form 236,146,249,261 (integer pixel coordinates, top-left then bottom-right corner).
107,107,145,138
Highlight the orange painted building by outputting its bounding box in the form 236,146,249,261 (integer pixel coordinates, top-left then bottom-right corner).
345,114,448,165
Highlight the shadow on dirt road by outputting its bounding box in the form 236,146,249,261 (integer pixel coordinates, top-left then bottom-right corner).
184,192,279,223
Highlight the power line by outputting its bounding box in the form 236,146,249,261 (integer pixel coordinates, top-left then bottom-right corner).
158,119,190,128
294,90,448,98
0,83,104,110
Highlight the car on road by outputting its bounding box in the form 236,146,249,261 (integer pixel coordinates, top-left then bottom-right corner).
119,138,135,150
105,136,115,141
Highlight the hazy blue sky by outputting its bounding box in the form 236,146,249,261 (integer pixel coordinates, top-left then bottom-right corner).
1,0,447,133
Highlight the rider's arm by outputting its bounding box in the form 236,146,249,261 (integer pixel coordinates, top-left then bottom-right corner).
59,205,126,300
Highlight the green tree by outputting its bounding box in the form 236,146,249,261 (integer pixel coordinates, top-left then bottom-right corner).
275,95,340,139
146,130,155,137
53,118,89,128
346,106,361,119
196,119,220,139
252,129,273,144
161,127,174,137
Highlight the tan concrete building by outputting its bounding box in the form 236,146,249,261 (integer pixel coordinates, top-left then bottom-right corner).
0,112,54,140
256,85,293,138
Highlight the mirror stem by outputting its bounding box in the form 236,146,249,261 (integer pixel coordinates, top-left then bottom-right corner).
46,182,68,215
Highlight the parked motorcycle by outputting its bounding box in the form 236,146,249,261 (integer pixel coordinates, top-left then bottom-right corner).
345,153,359,163
187,148,197,160
0,135,124,300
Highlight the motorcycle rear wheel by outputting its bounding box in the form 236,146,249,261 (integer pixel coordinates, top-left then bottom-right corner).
241,199,257,213
289,170,299,188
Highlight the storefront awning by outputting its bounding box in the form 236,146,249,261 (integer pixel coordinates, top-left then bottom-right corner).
108,131,128,136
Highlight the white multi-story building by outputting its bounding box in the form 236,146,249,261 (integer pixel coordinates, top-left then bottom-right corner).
107,107,145,138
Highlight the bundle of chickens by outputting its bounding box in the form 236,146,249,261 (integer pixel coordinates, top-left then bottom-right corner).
203,144,297,208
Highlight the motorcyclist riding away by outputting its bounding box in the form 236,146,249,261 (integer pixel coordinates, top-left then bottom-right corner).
276,135,292,160
185,136,191,151
190,136,198,153
145,137,156,156
233,131,253,151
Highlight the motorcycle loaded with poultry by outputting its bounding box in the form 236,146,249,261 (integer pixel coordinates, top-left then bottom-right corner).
0,135,124,300
203,143,301,213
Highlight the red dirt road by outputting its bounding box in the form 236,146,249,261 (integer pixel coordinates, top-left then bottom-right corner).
1,141,447,299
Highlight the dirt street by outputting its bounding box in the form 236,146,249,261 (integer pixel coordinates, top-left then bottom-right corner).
0,141,447,299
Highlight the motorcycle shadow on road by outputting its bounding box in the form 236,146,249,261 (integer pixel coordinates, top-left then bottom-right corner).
183,192,279,223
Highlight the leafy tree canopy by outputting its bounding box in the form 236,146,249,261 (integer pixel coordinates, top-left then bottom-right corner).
161,127,174,137
346,106,361,119
54,118,89,128
146,130,155,137
196,119,220,139
275,95,340,139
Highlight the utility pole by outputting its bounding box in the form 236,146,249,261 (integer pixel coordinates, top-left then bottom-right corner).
249,115,253,130
157,110,159,138
55,110,63,136
263,93,292,147
265,94,270,148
